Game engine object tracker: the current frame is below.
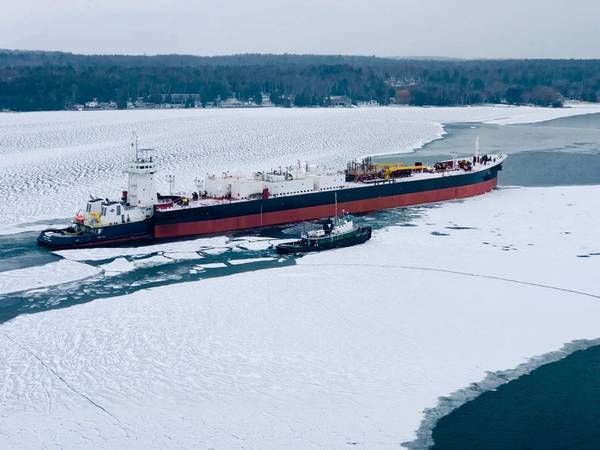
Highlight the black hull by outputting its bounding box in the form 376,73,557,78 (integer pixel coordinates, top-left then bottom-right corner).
155,163,502,238
276,226,372,254
37,220,153,250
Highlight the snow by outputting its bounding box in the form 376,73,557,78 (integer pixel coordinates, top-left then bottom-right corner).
227,237,295,251
100,257,134,276
483,101,600,125
227,257,277,265
202,247,229,255
130,255,173,268
2,103,600,227
195,262,227,269
0,260,101,295
55,236,229,261
162,251,203,260
0,222,54,236
55,235,283,263
0,185,599,448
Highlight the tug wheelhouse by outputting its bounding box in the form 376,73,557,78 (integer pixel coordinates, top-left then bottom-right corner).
37,135,156,249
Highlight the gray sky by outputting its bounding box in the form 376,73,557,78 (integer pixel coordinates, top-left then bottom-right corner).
2,0,600,58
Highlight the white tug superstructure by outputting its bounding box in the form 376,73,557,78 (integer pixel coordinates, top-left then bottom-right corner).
81,135,155,228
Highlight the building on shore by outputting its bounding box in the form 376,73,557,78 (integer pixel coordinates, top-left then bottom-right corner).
127,97,157,109
326,95,353,107
69,99,118,111
260,92,275,107
357,100,380,107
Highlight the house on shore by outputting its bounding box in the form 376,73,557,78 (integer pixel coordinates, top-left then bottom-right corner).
357,100,380,107
327,95,353,107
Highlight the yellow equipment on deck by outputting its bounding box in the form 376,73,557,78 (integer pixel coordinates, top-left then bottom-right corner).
89,211,102,226
373,162,430,180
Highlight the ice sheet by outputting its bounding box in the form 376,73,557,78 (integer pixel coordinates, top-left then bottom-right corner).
162,252,204,260
0,186,599,448
55,236,229,261
195,262,227,269
100,257,134,276
3,104,600,227
227,257,277,265
0,260,100,295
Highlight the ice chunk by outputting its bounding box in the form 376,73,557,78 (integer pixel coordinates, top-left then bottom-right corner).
99,257,134,276
227,257,277,265
195,262,227,269
0,260,100,294
55,236,229,261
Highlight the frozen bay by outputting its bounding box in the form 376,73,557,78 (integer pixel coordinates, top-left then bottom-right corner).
2,105,600,448
0,186,599,448
2,103,600,227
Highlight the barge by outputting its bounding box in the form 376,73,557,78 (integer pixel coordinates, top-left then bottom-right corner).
38,137,506,250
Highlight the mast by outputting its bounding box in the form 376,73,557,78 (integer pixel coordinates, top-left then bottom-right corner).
131,131,139,160
126,134,157,206
166,174,176,195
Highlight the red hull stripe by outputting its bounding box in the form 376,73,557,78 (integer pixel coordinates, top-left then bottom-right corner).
154,178,497,239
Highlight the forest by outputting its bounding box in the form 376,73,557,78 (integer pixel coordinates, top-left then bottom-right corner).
1,50,600,111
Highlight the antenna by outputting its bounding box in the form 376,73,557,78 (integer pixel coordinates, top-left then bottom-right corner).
450,151,458,169
166,174,175,195
131,131,139,160
194,177,203,193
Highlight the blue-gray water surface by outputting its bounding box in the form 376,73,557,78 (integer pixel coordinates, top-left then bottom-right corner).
2,111,600,449
431,346,600,450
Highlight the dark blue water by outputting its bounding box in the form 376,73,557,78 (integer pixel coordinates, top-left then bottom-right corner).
415,114,600,449
431,345,600,450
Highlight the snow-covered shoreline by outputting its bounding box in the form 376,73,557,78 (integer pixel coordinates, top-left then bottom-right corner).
2,103,600,228
1,185,599,448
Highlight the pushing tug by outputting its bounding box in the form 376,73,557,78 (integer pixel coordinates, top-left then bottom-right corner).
38,135,506,250
276,212,372,254
38,137,156,249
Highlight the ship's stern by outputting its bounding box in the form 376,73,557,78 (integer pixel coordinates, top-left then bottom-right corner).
37,226,94,250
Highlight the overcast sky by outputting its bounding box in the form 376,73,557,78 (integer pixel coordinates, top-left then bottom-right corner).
2,0,600,58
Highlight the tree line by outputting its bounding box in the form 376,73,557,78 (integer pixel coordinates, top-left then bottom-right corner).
1,51,600,111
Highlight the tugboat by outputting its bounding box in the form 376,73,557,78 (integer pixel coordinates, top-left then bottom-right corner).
275,212,372,254
37,135,156,249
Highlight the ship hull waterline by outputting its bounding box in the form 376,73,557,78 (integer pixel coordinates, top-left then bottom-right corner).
37,163,501,249
154,174,498,239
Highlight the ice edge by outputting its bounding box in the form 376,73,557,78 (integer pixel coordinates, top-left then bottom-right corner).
402,338,600,449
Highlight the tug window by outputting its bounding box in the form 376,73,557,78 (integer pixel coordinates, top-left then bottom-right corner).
101,207,107,216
